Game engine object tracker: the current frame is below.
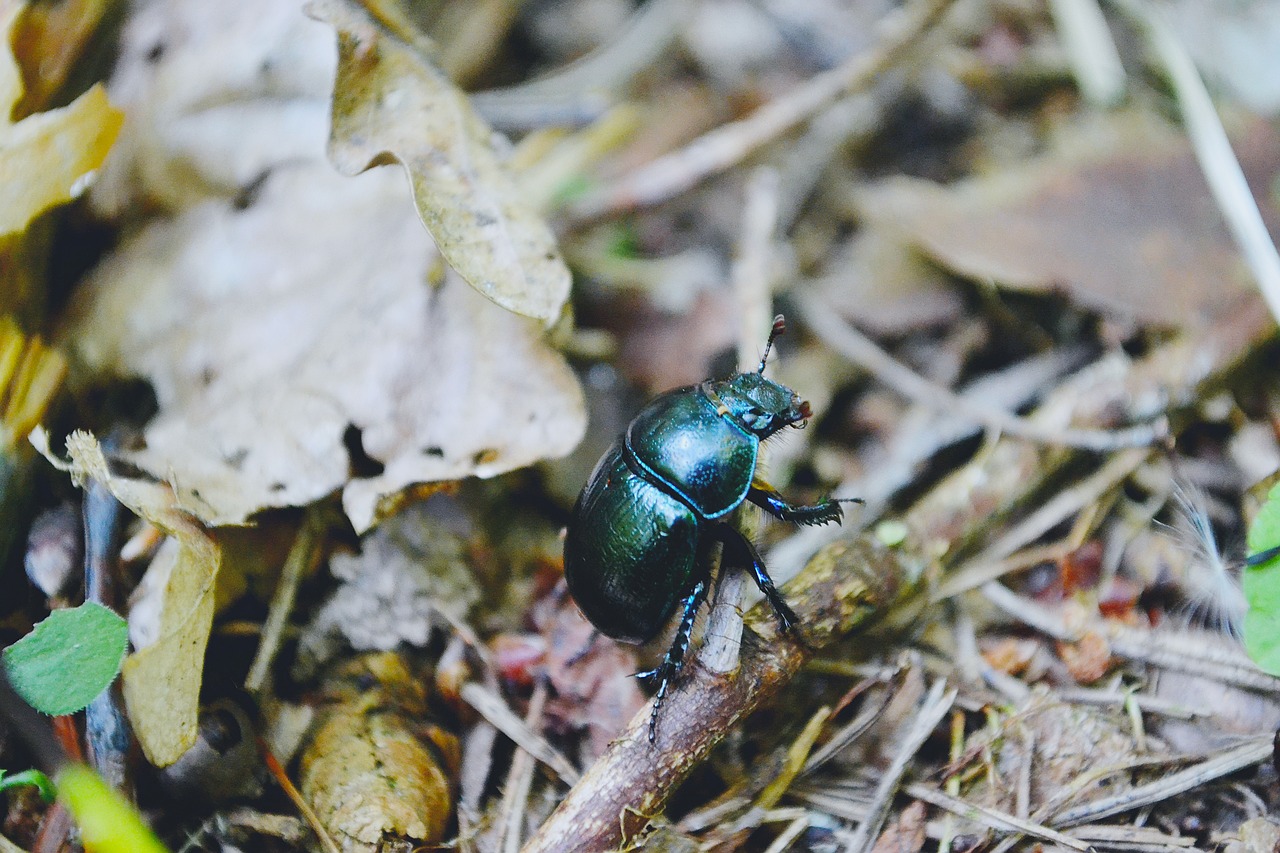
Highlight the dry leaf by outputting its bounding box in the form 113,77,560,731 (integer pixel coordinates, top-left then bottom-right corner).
0,3,121,237
856,114,1280,328
65,0,585,532
296,504,480,673
66,163,584,531
869,801,927,853
31,428,222,767
300,653,456,850
308,0,571,324
10,0,111,116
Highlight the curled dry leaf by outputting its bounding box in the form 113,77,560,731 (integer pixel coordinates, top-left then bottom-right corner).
65,0,585,532
0,3,121,237
307,0,571,324
300,652,457,851
31,428,222,767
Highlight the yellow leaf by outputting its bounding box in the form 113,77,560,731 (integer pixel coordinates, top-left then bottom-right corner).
32,428,222,767
0,4,122,237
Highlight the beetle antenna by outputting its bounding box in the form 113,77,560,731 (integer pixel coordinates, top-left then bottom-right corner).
757,314,787,373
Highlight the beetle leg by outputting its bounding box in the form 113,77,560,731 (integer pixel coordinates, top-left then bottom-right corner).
716,525,800,633
635,579,708,743
748,480,855,527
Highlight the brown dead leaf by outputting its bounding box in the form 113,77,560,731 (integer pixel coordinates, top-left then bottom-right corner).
0,3,121,237
32,428,222,767
10,0,111,116
308,0,571,324
869,801,927,853
300,652,455,850
1057,630,1113,683
856,113,1280,328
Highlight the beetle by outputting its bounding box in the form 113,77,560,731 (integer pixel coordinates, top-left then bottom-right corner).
564,315,857,742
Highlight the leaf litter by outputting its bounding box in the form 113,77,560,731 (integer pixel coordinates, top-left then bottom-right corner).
3,0,1280,851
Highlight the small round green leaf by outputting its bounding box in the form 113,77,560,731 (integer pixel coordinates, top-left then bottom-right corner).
2,603,129,716
1244,482,1280,674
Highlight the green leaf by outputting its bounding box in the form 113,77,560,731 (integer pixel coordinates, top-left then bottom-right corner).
2,603,128,716
1244,482,1280,674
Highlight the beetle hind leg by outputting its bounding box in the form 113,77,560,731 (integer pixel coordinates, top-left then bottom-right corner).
636,578,708,743
717,525,800,632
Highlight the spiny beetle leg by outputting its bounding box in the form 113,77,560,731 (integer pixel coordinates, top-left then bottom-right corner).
716,524,799,633
747,480,857,527
636,579,708,743
1247,544,1280,567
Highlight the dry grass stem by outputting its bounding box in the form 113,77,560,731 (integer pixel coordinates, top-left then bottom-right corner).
845,680,957,853
801,295,1165,452
569,0,956,219
1052,736,1273,826
459,683,580,786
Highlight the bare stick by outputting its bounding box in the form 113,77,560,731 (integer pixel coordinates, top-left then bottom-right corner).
845,680,956,853
799,293,1166,452
521,536,920,853
568,0,955,219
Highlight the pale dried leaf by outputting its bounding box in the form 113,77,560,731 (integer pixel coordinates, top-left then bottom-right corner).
297,504,479,672
0,4,122,237
31,428,221,767
66,163,584,531
308,0,571,323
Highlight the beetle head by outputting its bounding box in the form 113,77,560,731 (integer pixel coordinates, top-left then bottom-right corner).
713,371,811,438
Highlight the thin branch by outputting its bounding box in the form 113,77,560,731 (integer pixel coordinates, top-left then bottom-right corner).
799,294,1165,452
1051,737,1273,826
521,536,919,853
845,680,956,853
902,783,1091,851
460,683,580,786
569,0,955,219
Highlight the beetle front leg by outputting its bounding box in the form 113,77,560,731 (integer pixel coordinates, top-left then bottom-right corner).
716,525,799,633
748,479,853,527
636,578,709,743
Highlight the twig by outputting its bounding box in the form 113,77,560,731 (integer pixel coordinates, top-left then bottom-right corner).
1112,0,1280,328
499,680,548,853
471,0,687,130
763,814,811,853
568,0,955,219
1070,823,1199,849
936,448,1151,600
703,167,782,676
802,678,898,775
245,510,323,694
844,680,956,853
799,294,1165,452
521,536,919,853
766,347,1089,580
460,683,580,786
902,783,1091,851
258,740,342,853
1052,736,1273,826
1047,0,1126,107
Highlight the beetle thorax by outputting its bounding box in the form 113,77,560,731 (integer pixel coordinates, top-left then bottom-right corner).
703,373,809,438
